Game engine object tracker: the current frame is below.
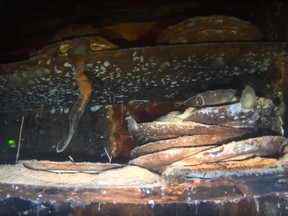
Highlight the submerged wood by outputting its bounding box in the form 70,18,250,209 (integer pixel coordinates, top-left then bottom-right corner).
127,116,252,144
172,136,287,166
129,146,212,173
184,89,237,108
22,160,124,174
1,164,288,206
130,132,248,158
1,42,287,112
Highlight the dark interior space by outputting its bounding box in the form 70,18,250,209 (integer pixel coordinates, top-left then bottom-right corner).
0,0,288,215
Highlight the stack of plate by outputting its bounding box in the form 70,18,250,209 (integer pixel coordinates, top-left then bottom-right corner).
128,86,287,174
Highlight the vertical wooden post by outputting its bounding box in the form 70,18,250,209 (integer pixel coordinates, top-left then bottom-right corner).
274,56,288,136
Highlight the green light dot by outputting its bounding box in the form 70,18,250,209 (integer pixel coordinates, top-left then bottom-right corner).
8,139,15,145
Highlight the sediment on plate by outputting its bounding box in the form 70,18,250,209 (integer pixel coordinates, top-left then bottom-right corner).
129,146,213,173
127,116,252,144
130,133,248,158
157,15,263,44
172,136,287,166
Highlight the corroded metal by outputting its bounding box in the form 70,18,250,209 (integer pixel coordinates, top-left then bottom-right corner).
107,101,181,157
0,41,287,112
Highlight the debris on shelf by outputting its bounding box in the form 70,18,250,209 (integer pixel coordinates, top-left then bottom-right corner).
128,86,287,177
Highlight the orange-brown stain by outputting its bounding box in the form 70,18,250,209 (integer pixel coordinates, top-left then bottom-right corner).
56,58,92,152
